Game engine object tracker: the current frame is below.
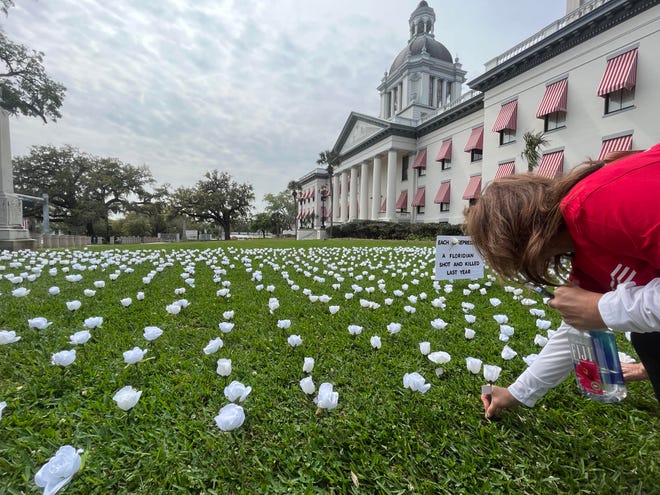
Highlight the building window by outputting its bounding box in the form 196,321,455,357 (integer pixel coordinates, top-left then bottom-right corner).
499,129,516,145
416,205,425,214
544,111,566,132
401,155,409,181
428,77,433,106
440,202,450,212
417,166,426,177
440,159,451,170
471,149,482,162
468,198,478,207
605,88,635,114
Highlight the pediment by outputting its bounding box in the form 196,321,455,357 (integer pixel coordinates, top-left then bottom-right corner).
336,114,389,154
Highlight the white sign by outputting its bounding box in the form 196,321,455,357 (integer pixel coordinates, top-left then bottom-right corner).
434,235,484,280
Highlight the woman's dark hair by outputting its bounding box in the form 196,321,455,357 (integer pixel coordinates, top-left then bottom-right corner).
464,162,607,285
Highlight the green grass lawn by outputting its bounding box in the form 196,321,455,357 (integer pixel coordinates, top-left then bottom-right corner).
0,239,658,494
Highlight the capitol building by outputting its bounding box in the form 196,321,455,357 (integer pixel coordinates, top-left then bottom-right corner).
296,0,659,234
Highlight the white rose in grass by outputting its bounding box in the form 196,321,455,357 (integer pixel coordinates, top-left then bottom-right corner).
69,331,91,345
266,285,275,292
536,319,552,330
483,365,502,382
430,318,448,330
34,445,83,495
314,382,339,410
12,287,29,297
203,337,224,355
309,295,319,303
51,350,76,367
479,288,487,295
143,326,163,341
277,319,291,329
0,401,5,420
136,291,145,301
403,372,431,393
461,302,475,312
166,304,181,315
93,280,105,288
109,273,119,281
224,380,252,402
28,317,52,330
319,294,331,303
344,293,354,300
348,325,362,336
500,324,515,337
216,358,232,377
218,322,234,334
501,345,518,360
359,299,370,308
520,298,537,306
303,357,315,373
328,305,340,315
490,298,501,307
123,347,148,364
387,322,401,335
465,357,482,374
215,403,245,431
174,299,189,308
384,298,393,306
287,334,302,347
499,333,510,342
66,300,81,311
65,274,82,283
84,316,103,329
464,314,476,324
0,330,20,345
534,334,549,347
254,285,263,292
403,305,416,314
120,297,132,307
464,328,476,340
48,286,60,296
530,308,546,318
83,289,96,297
370,336,382,349
268,298,279,313
463,289,472,296
175,287,186,295
493,314,509,324
48,268,58,276
419,341,431,355
299,376,315,395
223,310,235,320
428,351,451,364
113,385,142,411
142,277,152,285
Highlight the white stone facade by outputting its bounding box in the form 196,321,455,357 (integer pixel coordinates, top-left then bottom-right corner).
319,0,660,227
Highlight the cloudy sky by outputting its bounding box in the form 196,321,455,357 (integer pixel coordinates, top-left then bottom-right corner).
2,0,565,210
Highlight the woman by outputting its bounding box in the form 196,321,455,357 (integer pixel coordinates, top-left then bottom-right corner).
465,144,660,418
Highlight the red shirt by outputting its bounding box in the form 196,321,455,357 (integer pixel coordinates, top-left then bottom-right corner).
561,143,660,293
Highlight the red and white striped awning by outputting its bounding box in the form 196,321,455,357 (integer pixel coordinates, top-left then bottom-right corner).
434,182,451,204
411,187,426,206
492,100,518,132
412,149,427,169
435,139,452,161
598,135,633,160
462,176,482,200
296,210,304,219
464,126,484,152
537,151,564,178
395,190,408,209
494,161,515,179
536,78,568,118
597,48,638,97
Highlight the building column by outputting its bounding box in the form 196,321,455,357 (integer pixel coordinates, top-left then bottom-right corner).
371,155,382,220
385,150,397,221
441,79,448,106
340,171,349,223
349,166,358,221
359,161,369,220
332,174,340,221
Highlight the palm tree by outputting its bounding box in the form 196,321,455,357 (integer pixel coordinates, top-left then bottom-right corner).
287,180,299,237
317,150,339,233
521,131,549,171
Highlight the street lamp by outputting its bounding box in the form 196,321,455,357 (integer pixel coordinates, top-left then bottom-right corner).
320,186,329,229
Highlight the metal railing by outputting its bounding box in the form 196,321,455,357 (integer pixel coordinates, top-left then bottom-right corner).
484,0,610,71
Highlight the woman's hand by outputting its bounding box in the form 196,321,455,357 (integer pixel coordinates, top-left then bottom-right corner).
548,285,606,330
481,386,521,419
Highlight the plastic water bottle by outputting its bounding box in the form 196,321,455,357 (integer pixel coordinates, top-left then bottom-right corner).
566,327,627,403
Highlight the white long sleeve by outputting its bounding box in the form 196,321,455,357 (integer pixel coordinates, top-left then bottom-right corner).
598,278,660,334
507,321,574,407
